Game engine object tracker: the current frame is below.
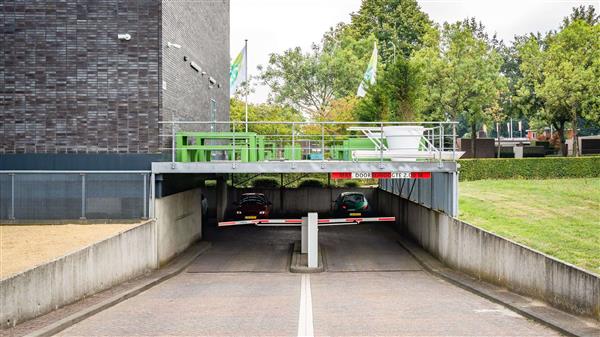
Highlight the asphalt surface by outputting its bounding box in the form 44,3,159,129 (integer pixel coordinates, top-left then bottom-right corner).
57,222,561,336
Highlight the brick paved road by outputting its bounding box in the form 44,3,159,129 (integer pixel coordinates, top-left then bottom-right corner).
58,224,560,336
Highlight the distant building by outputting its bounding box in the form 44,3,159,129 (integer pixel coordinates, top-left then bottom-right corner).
0,0,230,170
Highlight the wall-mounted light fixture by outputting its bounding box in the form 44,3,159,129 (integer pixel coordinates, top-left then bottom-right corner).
117,33,131,41
190,61,201,72
167,42,182,49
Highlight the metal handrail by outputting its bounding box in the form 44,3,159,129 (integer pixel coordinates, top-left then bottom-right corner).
162,120,459,166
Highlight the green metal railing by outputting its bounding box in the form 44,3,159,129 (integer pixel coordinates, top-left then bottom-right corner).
159,121,459,166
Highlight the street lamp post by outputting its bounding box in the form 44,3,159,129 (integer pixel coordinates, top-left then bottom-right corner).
388,40,397,64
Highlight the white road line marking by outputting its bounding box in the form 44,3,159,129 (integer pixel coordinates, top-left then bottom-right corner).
298,274,314,337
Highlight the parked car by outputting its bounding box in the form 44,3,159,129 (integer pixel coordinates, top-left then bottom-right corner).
233,193,272,219
333,192,370,217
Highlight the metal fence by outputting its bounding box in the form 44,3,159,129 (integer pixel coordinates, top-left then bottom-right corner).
379,171,459,217
159,120,459,166
0,171,150,220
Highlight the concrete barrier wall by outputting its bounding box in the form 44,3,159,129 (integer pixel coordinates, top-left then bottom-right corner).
155,188,203,265
0,221,156,328
377,189,600,320
226,187,377,216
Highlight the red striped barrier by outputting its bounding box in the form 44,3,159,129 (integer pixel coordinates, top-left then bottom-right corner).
218,216,395,227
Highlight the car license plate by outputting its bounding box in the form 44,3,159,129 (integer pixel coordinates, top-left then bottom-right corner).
349,213,361,216
245,216,257,220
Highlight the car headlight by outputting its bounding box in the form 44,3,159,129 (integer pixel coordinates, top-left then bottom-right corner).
259,211,266,215
236,211,242,215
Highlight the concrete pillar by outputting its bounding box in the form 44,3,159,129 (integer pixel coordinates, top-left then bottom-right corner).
216,177,228,222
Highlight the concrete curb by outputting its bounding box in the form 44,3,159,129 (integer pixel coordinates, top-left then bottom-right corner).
25,242,211,337
289,241,324,273
397,238,600,337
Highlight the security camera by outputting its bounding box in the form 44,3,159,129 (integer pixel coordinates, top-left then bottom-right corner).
117,33,131,41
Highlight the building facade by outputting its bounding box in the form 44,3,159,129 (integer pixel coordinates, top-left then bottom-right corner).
0,0,230,168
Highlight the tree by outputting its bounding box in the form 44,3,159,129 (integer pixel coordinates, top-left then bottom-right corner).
229,98,304,136
562,5,599,27
355,57,424,121
412,20,507,155
515,33,571,149
258,34,374,119
303,96,360,137
346,0,432,61
536,20,600,156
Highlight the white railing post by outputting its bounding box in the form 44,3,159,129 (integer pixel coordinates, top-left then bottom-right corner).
379,122,384,168
291,122,296,169
321,123,325,168
452,122,457,161
80,173,86,220
142,173,148,219
232,121,236,169
301,216,308,254
10,173,15,220
307,212,318,268
171,122,176,169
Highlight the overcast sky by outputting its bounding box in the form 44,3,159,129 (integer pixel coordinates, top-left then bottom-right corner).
230,0,598,103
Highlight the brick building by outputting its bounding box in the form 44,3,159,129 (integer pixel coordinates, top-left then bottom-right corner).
0,0,230,169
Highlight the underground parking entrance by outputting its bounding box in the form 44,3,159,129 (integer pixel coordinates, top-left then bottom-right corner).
151,163,459,274
150,120,460,269
58,169,565,337
53,122,577,336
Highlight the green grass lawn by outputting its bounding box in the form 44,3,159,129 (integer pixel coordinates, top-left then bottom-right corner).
459,178,600,274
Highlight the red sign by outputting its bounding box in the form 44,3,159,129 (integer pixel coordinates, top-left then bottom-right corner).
331,172,431,180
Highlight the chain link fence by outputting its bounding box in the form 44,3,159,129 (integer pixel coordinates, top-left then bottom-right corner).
0,172,150,220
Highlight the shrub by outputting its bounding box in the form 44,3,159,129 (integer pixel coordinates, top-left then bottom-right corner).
343,180,360,188
297,178,325,188
204,180,217,187
459,156,600,181
251,177,280,188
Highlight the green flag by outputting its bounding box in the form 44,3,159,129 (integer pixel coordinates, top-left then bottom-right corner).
230,45,247,95
357,42,378,97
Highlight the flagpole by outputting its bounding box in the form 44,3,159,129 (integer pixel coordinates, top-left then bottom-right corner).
244,39,248,133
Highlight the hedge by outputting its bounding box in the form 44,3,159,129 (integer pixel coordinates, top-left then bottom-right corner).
251,177,280,188
297,178,325,188
458,156,600,181
343,181,360,188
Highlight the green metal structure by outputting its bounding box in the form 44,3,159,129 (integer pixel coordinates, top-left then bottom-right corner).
175,132,384,163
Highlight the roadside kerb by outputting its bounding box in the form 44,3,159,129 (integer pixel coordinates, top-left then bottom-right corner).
24,242,211,337
398,237,600,337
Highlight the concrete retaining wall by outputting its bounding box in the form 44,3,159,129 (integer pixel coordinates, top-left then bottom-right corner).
377,189,600,320
0,221,157,329
155,188,203,265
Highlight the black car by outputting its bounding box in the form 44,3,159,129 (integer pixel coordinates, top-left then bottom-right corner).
233,193,272,220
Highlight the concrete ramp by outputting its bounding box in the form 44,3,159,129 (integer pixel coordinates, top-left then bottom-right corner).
186,241,291,273
320,224,422,272
187,226,296,273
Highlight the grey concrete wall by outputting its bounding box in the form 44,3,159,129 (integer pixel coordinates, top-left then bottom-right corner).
155,188,203,265
0,221,156,329
216,178,228,221
377,189,600,320
223,187,378,216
